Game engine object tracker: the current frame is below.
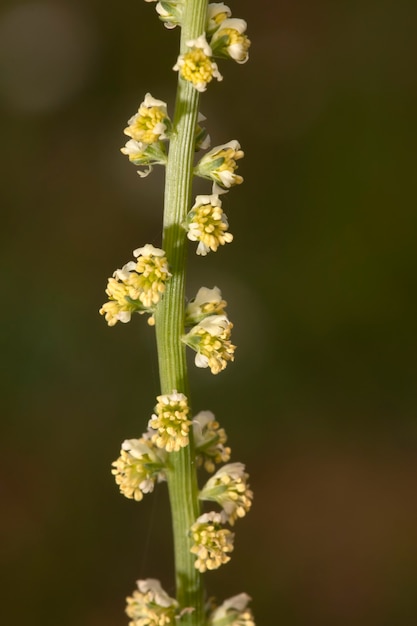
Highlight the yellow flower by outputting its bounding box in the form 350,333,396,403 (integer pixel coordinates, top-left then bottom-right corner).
199,462,253,525
186,194,233,255
148,391,192,452
183,314,236,375
193,410,231,473
124,93,170,144
195,140,244,189
99,245,170,326
126,579,178,626
185,286,227,325
190,512,234,572
211,18,251,64
173,34,222,92
208,593,255,626
206,3,232,36
111,437,167,501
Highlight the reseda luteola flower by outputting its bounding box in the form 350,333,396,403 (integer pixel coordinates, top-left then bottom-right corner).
112,435,167,501
148,391,192,452
210,18,250,64
173,34,223,92
199,462,253,524
99,245,170,326
185,286,227,324
195,140,244,189
182,314,236,374
121,93,171,177
193,410,231,472
208,593,255,626
101,1,255,623
186,194,233,255
183,286,235,374
125,579,178,626
190,511,234,572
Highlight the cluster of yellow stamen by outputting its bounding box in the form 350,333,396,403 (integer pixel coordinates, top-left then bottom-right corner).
199,462,253,525
210,18,251,64
183,314,236,375
124,93,169,144
99,278,139,327
186,194,233,255
208,593,255,626
185,286,227,324
195,140,244,188
125,579,177,626
173,35,222,92
99,245,170,326
148,391,192,452
111,437,166,501
193,411,231,473
190,512,234,573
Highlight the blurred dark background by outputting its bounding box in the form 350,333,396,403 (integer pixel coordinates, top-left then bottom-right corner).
1,1,417,624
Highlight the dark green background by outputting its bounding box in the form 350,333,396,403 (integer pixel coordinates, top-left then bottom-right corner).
1,1,416,624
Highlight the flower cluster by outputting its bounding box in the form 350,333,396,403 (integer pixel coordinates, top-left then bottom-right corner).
193,410,231,473
199,462,253,525
99,245,170,326
182,287,235,374
195,140,244,190
112,436,167,501
174,34,223,92
125,578,178,626
186,194,233,255
185,286,227,325
148,391,192,452
121,93,171,177
169,3,250,92
208,593,255,626
209,16,251,65
183,313,235,375
190,511,234,573
207,4,251,65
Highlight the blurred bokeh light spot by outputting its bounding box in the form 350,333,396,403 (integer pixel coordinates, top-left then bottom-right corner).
0,2,97,113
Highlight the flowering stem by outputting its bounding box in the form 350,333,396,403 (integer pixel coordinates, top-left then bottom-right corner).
154,0,209,621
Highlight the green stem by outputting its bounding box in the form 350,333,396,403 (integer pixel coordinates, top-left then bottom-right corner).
154,0,209,622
